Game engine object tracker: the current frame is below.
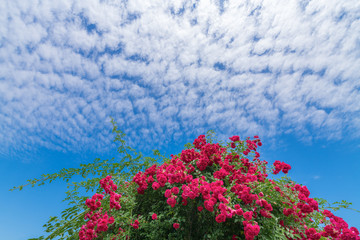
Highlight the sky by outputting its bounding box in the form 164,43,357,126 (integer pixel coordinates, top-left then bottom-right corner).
0,0,360,239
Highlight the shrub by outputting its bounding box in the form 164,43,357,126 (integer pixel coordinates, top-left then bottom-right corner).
14,121,359,239
78,134,360,239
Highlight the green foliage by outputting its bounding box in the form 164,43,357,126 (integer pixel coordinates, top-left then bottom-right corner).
12,118,167,240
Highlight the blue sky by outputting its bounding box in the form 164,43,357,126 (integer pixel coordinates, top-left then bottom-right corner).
1,0,360,239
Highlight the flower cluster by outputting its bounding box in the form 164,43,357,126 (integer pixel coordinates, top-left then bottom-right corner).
273,160,292,174
79,176,121,240
78,134,359,240
100,175,118,193
130,219,139,229
320,210,360,239
79,211,114,240
129,135,276,239
85,193,103,211
243,221,261,239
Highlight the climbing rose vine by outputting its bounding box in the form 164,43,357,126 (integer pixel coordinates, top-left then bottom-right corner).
78,135,359,240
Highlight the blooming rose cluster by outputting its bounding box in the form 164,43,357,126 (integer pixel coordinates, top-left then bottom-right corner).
130,135,277,239
85,193,103,211
79,176,121,240
273,160,292,174
79,135,359,240
243,221,261,239
79,211,115,240
319,210,360,239
130,219,139,229
100,175,118,193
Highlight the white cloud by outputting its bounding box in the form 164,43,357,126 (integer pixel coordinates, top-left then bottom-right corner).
313,176,321,180
0,0,359,159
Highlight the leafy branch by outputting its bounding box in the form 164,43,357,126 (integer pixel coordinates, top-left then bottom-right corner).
12,118,167,240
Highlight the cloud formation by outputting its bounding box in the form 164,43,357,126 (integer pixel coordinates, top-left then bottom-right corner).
1,0,359,159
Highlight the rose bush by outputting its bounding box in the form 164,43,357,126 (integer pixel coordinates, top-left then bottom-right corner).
78,134,360,240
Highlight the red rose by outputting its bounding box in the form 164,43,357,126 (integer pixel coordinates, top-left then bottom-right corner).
165,189,172,198
215,214,226,223
173,223,180,229
243,211,253,221
171,187,179,195
152,182,160,190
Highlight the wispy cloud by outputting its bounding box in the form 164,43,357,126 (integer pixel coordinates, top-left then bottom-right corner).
1,0,359,159
313,176,321,180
